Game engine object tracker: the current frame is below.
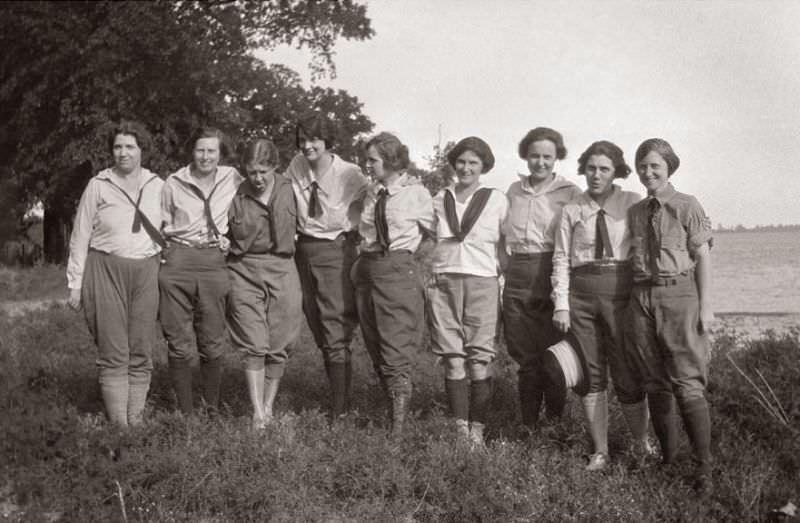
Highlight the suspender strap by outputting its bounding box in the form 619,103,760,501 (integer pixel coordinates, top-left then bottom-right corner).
101,177,167,249
443,187,493,242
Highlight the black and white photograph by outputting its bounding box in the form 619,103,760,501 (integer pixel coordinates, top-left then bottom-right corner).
0,1,798,521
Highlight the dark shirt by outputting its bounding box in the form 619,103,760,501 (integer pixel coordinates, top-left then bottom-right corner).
627,183,712,281
228,175,297,257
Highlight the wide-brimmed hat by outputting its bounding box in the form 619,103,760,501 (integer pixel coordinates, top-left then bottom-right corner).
543,331,591,396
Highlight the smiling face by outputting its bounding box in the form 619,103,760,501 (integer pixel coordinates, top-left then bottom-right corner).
526,139,557,185
245,163,276,195
454,149,484,191
636,150,671,195
298,135,328,164
112,134,142,175
583,154,616,199
193,137,221,177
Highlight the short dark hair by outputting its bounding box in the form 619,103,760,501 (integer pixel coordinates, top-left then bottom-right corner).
108,120,152,161
187,126,232,160
241,138,280,171
295,112,337,149
447,136,495,173
577,141,631,179
364,132,410,172
635,138,680,175
518,127,567,160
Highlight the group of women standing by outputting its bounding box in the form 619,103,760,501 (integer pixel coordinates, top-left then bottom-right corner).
68,116,714,491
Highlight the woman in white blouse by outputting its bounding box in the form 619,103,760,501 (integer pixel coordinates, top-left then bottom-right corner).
551,140,652,471
67,120,164,427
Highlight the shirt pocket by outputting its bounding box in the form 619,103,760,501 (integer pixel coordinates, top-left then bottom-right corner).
661,233,687,252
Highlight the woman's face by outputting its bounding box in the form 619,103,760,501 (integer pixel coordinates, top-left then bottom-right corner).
636,150,670,195
112,134,142,174
454,149,484,190
526,139,557,184
245,163,276,195
365,145,392,183
299,135,328,163
193,137,221,176
583,154,616,199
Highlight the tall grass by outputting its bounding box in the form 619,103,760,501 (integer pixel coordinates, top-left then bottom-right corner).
1,303,798,521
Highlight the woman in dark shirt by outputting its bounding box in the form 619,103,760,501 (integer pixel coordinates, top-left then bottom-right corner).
227,138,302,429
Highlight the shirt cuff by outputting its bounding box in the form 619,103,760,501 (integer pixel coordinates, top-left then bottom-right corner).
688,230,713,252
552,294,569,312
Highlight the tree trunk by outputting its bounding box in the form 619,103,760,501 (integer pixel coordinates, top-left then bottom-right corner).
43,207,70,264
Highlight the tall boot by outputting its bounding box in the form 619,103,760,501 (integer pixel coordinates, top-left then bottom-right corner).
469,378,493,447
127,374,150,427
678,396,713,491
245,369,266,429
389,378,412,438
581,391,609,471
263,376,281,421
445,378,470,439
648,392,679,464
99,374,129,427
201,357,223,417
620,400,654,456
541,358,567,420
325,361,348,419
518,374,544,428
169,357,194,415
344,353,353,412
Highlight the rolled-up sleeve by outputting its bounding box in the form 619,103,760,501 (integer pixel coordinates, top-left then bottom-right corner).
66,180,99,290
685,196,713,253
550,206,572,311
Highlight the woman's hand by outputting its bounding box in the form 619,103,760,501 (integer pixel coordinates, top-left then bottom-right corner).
553,309,570,333
68,288,81,310
698,303,715,334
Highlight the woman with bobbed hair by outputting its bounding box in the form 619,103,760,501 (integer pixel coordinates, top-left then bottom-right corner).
67,119,164,427
285,112,368,420
159,126,242,416
427,136,508,446
502,127,582,430
227,138,302,429
551,140,651,471
353,132,434,436
627,138,714,491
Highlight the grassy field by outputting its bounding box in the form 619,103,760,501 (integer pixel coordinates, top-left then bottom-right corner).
1,273,798,521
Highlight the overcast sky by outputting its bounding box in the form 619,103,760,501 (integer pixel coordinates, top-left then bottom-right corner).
260,0,800,227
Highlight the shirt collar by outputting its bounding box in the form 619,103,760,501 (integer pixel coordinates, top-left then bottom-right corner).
651,183,677,205
517,173,557,194
372,173,412,197
579,185,627,220
96,167,159,186
445,183,487,204
295,153,340,194
173,164,236,187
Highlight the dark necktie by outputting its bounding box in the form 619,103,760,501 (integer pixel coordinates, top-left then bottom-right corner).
308,181,321,218
375,188,390,251
102,177,166,248
647,198,661,276
184,182,221,239
594,209,613,259
443,188,492,242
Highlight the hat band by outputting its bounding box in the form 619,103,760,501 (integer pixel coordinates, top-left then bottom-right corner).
547,339,583,389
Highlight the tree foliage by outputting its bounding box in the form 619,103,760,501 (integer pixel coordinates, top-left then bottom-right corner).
0,1,375,261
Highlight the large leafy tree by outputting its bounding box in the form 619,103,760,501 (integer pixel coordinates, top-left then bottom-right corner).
0,1,374,262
